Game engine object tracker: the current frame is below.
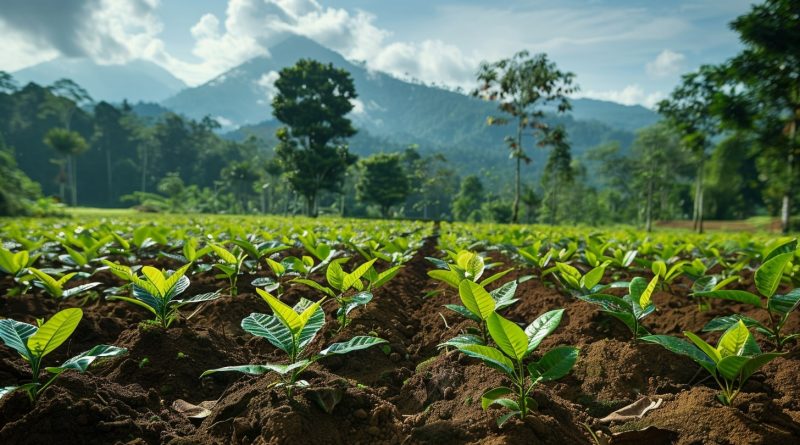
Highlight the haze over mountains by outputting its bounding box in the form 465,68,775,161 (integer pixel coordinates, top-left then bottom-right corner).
13,35,659,182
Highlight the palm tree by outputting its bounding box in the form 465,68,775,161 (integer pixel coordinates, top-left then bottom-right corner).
43,128,88,206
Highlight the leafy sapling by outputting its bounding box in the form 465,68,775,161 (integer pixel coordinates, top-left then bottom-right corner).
578,276,659,340
427,250,512,289
643,321,782,405
202,289,386,397
453,310,579,426
209,243,246,296
0,308,127,402
694,239,798,350
0,247,37,278
103,262,221,328
293,258,383,329
440,280,520,346
552,262,614,297
28,267,101,300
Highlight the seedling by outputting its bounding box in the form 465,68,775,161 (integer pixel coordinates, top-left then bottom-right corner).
0,246,37,278
209,243,246,295
293,258,396,329
103,261,221,328
643,321,782,405
694,239,798,350
453,310,579,426
552,262,611,297
202,289,386,397
28,267,100,300
579,276,658,340
427,250,511,289
439,280,520,346
0,308,127,402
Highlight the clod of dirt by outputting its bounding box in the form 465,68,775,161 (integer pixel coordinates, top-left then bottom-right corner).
0,372,193,445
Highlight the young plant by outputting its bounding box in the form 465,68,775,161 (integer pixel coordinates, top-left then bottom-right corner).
650,260,687,291
202,289,386,397
0,247,37,278
642,321,782,405
0,308,127,402
578,276,659,340
27,267,100,300
694,239,798,350
452,310,579,426
209,243,246,295
104,262,220,328
293,258,380,329
552,262,610,297
427,250,511,290
440,280,520,346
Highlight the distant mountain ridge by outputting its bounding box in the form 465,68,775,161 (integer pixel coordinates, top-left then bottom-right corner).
13,58,186,103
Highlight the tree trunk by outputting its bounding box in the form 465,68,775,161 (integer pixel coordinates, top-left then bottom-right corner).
782,118,796,234
512,119,523,224
697,160,705,234
645,173,653,233
106,148,113,205
72,155,78,206
141,146,148,193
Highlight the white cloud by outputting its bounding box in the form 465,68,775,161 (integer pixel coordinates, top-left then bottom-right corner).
646,49,686,78
256,70,280,104
581,85,665,109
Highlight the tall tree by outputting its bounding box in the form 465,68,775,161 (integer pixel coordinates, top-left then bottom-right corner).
356,152,410,217
726,0,799,233
540,127,573,225
657,65,722,233
452,175,485,221
473,51,578,223
272,59,358,216
0,71,18,94
43,128,88,206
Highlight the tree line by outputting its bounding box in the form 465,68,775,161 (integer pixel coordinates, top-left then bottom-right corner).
0,0,796,232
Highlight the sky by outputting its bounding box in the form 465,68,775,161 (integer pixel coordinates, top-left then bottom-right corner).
0,0,755,108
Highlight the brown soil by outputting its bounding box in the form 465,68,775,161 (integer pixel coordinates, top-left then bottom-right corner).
1,229,799,444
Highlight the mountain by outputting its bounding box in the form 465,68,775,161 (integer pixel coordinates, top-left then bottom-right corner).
13,58,186,103
166,35,656,183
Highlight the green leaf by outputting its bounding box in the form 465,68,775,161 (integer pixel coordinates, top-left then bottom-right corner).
296,303,325,350
49,345,127,373
487,313,528,360
344,259,377,290
490,281,518,310
443,304,482,322
717,355,750,381
630,275,658,308
457,344,514,376
174,291,222,305
581,266,605,290
479,268,512,287
427,269,462,288
524,309,564,355
768,289,800,314
438,334,484,349
319,336,387,356
201,361,310,377
717,321,750,358
210,244,238,264
531,346,579,381
641,335,715,374
28,267,63,298
740,353,783,381
763,239,797,262
106,295,159,316
458,251,485,281
0,319,37,359
684,331,721,364
651,261,667,278
458,280,495,320
291,278,335,297
496,411,521,428
702,315,764,333
326,260,346,291
693,290,762,308
256,288,302,333
141,266,167,295
755,252,793,298
481,387,514,410
241,313,294,354
577,293,631,312
27,308,82,359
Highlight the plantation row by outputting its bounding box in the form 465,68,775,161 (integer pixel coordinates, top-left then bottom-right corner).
0,215,798,443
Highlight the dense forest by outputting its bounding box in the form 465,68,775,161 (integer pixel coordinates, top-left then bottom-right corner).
0,0,796,232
